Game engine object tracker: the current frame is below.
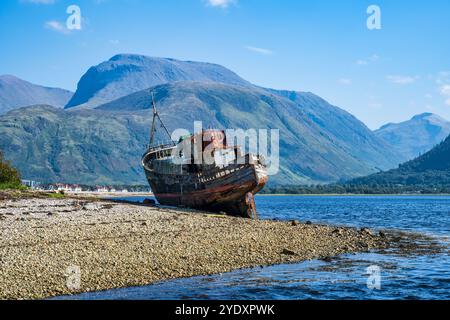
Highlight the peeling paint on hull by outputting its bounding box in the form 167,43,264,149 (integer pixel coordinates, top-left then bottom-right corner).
142,147,268,218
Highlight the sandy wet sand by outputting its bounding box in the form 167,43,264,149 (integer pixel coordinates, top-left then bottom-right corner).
0,192,428,299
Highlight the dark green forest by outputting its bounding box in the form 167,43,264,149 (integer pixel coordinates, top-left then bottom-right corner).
261,135,450,194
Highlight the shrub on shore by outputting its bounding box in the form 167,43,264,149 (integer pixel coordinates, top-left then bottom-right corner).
0,150,23,190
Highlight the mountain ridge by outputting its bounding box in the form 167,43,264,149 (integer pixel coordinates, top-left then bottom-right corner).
375,112,450,162
95,80,401,183
65,54,251,109
0,80,403,185
349,133,450,186
0,54,406,185
0,75,73,115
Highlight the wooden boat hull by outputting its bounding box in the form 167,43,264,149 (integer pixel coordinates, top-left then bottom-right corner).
142,151,268,218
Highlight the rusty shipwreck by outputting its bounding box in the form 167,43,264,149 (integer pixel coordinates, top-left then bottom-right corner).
141,96,268,218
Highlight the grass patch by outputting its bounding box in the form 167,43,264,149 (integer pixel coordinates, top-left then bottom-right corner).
46,192,66,199
0,182,27,191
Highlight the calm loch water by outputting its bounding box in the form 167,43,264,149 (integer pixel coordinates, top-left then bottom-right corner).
59,195,450,300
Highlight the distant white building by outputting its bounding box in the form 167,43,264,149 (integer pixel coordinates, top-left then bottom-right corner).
21,180,40,189
57,184,73,192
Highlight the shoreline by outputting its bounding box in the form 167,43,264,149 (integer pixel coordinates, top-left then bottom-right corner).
258,193,450,197
64,191,154,198
0,191,441,299
25,191,450,198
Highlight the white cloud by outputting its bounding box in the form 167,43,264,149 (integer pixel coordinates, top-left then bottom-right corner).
369,54,379,61
206,0,236,8
441,84,450,96
109,39,120,45
338,78,352,85
44,20,70,34
21,0,55,4
446,98,450,106
356,54,379,66
245,46,273,56
368,102,383,109
440,85,450,106
435,71,450,86
356,60,368,66
432,72,450,106
386,75,419,85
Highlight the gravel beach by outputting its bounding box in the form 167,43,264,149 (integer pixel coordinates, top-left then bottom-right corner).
0,192,413,299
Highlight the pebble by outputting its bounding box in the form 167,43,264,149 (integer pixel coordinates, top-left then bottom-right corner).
281,248,297,255
360,227,373,235
0,194,399,300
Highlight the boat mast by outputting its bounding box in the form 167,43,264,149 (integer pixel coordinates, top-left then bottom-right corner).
149,92,175,146
149,92,157,145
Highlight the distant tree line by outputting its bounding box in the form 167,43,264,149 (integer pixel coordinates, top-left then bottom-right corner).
263,136,450,195
260,183,450,195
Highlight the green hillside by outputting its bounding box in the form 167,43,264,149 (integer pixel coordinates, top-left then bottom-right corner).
0,105,149,185
350,134,450,186
374,113,450,162
0,75,73,115
0,81,402,185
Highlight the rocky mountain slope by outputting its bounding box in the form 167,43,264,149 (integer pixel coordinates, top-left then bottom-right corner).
0,75,72,115
0,55,404,185
0,105,149,185
350,133,450,186
0,81,402,185
65,54,250,109
375,113,450,162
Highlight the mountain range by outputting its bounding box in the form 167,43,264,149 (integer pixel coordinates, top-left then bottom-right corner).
0,75,73,115
97,81,403,183
0,54,447,186
375,112,450,162
350,133,450,186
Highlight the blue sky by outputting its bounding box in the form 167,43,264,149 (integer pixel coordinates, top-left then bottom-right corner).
1,0,450,129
